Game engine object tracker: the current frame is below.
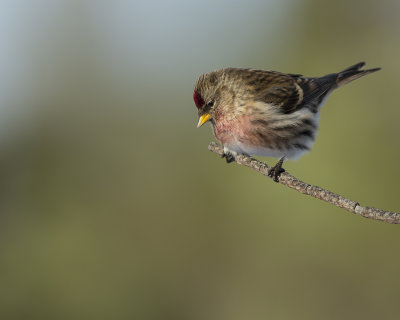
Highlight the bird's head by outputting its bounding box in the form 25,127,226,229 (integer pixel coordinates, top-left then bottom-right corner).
193,90,216,128
193,71,222,128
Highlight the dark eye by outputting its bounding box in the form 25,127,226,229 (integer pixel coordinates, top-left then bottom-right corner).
207,101,214,107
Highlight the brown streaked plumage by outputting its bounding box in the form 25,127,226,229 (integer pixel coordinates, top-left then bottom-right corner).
193,62,380,180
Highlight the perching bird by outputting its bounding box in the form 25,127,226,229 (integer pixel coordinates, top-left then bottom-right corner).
193,62,380,181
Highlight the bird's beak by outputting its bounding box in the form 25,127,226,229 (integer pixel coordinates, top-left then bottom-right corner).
197,113,211,128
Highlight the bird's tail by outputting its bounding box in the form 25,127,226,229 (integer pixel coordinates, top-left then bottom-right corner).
336,62,381,87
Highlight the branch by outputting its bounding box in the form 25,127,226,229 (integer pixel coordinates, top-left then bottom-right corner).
208,142,400,224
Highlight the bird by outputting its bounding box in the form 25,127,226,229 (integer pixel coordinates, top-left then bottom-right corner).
193,62,380,181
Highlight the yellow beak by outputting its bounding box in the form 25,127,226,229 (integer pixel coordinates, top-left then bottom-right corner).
197,113,211,128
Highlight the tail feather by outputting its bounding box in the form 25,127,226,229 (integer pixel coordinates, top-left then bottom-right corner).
337,62,381,87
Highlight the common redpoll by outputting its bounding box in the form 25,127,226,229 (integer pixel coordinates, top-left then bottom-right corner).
193,62,380,181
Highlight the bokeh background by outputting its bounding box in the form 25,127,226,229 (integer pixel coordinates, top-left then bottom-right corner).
0,0,399,319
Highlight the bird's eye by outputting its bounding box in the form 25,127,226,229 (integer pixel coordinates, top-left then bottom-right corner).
207,101,214,107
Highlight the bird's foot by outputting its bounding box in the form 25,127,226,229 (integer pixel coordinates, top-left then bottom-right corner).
221,151,235,163
268,157,285,182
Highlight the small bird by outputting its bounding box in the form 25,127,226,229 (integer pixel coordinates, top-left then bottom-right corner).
193,62,380,181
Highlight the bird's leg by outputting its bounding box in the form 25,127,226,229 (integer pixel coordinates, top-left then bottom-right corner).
221,151,235,163
221,147,237,164
268,157,285,182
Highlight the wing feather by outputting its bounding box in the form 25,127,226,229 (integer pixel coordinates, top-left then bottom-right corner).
252,71,337,114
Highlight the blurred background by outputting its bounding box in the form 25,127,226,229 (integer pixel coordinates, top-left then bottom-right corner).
0,0,399,319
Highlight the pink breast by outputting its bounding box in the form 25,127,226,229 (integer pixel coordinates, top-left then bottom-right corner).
212,114,247,145
213,113,267,148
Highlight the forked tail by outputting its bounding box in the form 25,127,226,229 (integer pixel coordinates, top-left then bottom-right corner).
336,62,381,87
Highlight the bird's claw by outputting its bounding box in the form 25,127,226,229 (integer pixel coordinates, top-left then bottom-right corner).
221,151,235,163
268,157,285,182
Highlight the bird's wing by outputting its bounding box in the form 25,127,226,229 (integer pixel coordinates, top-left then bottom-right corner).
294,74,337,113
253,71,337,114
251,71,301,114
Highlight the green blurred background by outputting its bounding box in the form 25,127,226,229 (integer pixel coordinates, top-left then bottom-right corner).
0,0,399,319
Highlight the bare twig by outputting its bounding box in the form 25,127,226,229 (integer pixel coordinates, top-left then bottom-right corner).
208,142,400,224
